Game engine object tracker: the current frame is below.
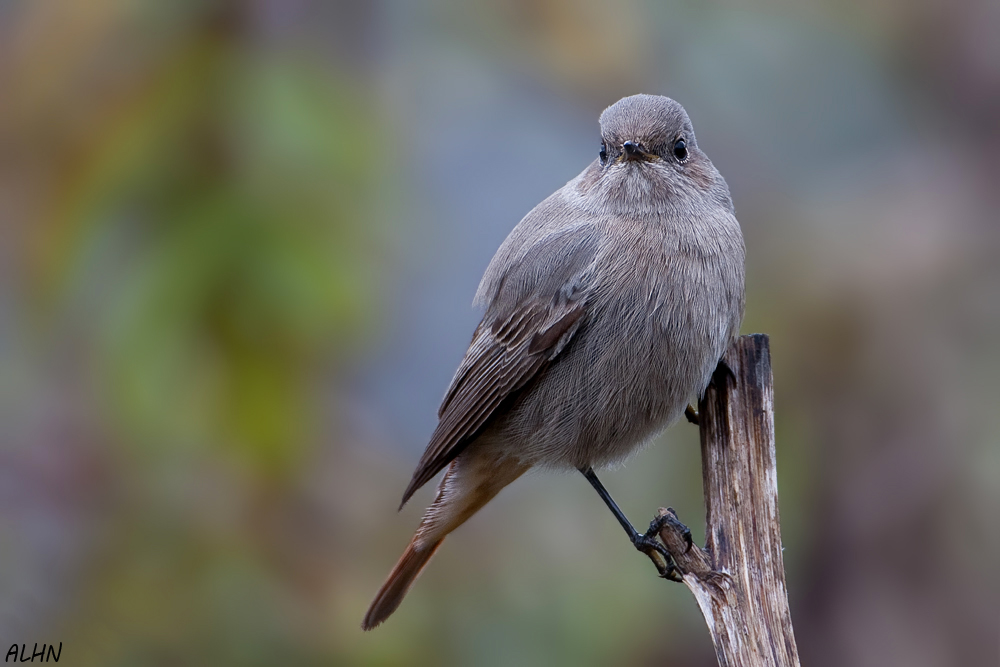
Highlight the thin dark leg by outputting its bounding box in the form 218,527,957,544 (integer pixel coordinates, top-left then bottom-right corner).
580,467,639,540
579,467,682,581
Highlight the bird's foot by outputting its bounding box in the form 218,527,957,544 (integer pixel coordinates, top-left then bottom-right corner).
632,525,683,582
647,510,693,553
684,404,700,425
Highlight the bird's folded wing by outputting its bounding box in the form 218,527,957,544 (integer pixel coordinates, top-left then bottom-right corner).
399,226,600,508
399,300,584,508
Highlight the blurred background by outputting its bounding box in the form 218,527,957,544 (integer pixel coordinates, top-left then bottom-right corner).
0,1,997,665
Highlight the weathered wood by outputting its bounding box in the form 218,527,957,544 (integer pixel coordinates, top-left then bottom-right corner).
657,334,800,667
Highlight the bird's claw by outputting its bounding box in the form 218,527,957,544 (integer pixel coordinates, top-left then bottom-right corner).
647,511,693,553
684,404,699,425
632,529,683,582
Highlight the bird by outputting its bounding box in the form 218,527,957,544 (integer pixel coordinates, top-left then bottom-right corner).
362,94,745,630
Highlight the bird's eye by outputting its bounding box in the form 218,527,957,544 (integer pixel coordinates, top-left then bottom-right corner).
673,138,688,161
599,143,608,165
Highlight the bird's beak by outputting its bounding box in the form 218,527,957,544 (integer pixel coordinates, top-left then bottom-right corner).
622,141,653,162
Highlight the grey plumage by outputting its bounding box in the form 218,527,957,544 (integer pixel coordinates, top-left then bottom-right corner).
364,94,745,630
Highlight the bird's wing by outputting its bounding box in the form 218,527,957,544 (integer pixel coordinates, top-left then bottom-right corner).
399,226,600,507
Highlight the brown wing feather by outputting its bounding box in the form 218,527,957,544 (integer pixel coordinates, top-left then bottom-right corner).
398,300,584,508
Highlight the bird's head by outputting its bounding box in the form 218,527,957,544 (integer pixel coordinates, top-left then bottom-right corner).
589,94,729,214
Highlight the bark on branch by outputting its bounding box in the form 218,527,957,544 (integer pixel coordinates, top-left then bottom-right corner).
658,334,800,667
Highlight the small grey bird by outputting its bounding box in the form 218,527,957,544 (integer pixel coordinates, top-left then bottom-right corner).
362,94,745,630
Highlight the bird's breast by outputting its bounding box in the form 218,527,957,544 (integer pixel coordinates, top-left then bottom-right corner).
571,228,741,452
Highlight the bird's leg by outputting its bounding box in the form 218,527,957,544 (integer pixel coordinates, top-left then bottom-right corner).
714,356,737,386
687,358,736,423
579,467,682,581
688,356,735,426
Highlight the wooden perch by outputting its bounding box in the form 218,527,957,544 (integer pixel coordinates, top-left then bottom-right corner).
657,334,800,667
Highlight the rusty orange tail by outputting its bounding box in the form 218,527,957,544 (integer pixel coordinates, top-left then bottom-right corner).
362,537,444,630
363,453,530,630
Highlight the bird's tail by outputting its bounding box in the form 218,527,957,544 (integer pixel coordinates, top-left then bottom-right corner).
362,453,530,630
362,537,444,630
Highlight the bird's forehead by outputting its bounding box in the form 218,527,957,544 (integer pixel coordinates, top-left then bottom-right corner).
599,94,692,143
